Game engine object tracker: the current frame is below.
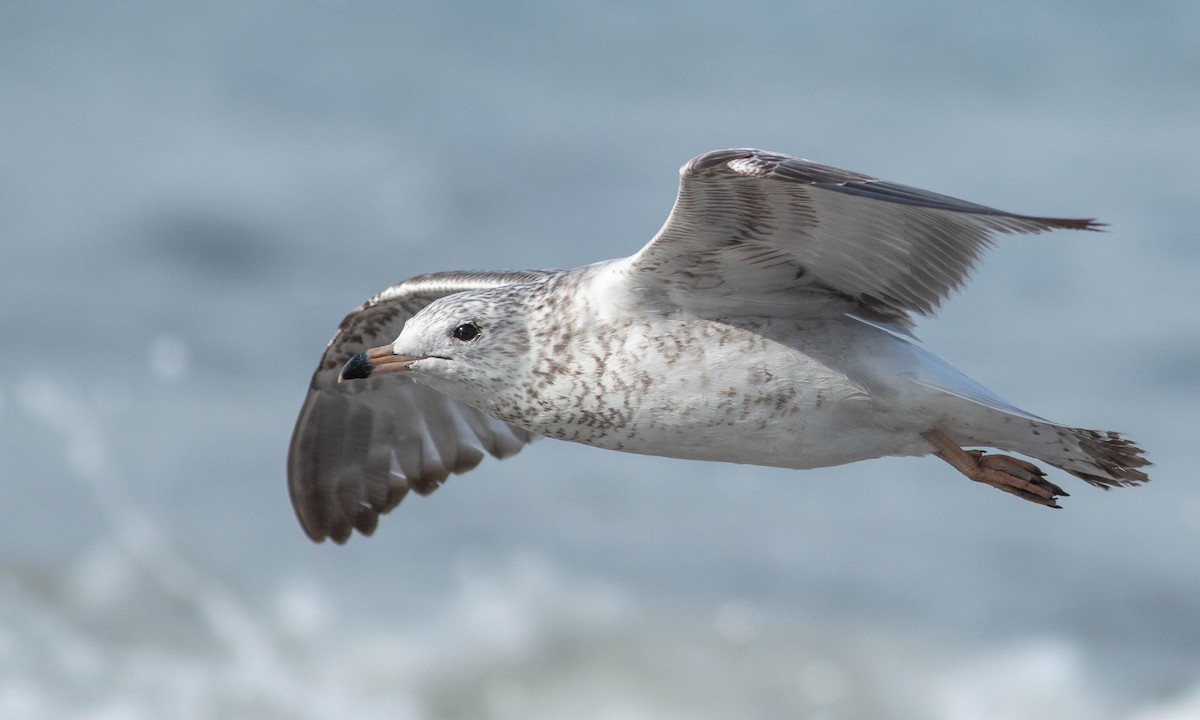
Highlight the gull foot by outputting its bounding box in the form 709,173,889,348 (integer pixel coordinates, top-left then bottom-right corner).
922,429,1068,508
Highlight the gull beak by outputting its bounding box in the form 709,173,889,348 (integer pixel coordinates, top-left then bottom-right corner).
338,345,427,382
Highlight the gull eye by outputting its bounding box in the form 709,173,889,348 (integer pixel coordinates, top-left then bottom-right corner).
452,321,481,342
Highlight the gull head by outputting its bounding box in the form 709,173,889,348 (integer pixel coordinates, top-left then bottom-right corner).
338,289,530,405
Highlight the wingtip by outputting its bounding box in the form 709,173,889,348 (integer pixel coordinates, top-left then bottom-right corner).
1040,216,1106,232
684,148,758,174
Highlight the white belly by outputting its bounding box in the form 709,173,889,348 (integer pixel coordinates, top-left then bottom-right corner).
487,314,935,470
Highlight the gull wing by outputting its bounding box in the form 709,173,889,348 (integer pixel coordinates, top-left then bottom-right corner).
288,270,552,543
627,148,1100,326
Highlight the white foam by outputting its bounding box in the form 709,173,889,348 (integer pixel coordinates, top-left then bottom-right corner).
69,542,137,613
712,600,764,644
273,575,331,641
9,377,1198,720
934,639,1100,720
148,335,192,383
1130,684,1200,720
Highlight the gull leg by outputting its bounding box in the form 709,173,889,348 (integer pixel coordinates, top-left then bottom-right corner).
921,429,1068,508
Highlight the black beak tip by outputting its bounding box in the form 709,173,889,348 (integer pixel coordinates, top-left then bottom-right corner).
339,350,373,382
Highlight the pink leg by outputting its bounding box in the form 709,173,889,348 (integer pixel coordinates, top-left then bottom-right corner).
922,429,1068,508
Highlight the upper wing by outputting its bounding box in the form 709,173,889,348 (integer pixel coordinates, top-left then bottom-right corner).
626,148,1101,326
288,270,553,544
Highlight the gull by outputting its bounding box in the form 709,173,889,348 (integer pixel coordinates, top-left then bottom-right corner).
288,148,1149,544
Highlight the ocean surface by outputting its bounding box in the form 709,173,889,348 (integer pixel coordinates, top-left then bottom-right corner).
2,2,1198,718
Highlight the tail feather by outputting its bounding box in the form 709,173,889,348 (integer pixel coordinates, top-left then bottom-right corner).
947,417,1150,489
912,372,1151,489
1059,428,1150,488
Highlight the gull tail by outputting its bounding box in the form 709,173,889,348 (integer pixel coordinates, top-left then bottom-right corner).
872,325,1151,490
972,421,1149,488
921,381,1151,488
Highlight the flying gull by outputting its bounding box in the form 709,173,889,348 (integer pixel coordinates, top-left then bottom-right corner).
288,148,1150,544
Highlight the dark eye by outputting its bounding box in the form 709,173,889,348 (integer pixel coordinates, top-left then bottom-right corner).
452,321,481,342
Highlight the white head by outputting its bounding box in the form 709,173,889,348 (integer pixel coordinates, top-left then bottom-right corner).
339,288,531,409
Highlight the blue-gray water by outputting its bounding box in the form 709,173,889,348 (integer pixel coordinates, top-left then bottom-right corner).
2,2,1198,718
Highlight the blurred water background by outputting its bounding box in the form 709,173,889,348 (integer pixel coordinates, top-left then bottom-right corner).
2,1,1198,718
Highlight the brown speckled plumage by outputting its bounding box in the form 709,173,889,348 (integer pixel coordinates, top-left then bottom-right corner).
288,149,1148,544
